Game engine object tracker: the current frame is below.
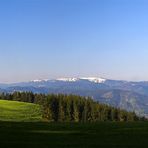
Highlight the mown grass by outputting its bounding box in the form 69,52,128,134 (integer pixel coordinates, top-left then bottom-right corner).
1,100,148,148
0,100,42,121
1,121,148,148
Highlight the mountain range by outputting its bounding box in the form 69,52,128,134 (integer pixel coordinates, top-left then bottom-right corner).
1,77,148,117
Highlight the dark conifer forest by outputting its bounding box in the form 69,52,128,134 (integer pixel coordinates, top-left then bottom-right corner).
0,92,143,122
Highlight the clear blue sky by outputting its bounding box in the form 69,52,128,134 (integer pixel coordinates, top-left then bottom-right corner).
0,0,148,83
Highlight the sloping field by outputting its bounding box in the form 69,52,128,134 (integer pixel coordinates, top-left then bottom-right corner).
0,100,42,121
0,122,148,148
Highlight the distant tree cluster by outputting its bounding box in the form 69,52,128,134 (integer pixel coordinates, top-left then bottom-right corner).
0,92,145,122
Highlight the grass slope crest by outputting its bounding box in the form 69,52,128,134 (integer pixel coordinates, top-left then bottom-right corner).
0,100,42,121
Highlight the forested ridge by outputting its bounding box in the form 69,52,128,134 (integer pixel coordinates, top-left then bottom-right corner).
0,92,145,122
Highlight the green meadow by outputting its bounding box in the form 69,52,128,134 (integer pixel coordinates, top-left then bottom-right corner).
0,100,42,121
1,100,148,148
1,122,148,148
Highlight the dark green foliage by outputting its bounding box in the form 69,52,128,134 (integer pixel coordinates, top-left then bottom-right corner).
42,94,142,122
0,92,144,122
1,122,148,148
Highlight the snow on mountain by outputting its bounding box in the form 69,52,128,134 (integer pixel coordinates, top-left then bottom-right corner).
30,77,107,84
81,77,106,83
56,78,79,82
56,77,106,83
30,79,50,83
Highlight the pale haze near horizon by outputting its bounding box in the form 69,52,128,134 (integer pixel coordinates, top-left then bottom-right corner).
0,0,148,83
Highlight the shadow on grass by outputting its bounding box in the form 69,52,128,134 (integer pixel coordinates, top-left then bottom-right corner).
1,121,148,148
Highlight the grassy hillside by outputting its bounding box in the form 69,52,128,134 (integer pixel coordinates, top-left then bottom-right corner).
0,100,42,121
1,121,148,148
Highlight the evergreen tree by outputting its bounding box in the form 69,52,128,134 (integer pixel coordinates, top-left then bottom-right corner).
0,92,144,122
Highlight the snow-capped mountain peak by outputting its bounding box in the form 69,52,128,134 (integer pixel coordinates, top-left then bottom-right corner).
30,77,107,84
56,78,79,82
30,79,50,83
56,77,106,83
81,77,106,83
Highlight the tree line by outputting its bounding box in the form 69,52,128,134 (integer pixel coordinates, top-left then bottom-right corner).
0,92,145,122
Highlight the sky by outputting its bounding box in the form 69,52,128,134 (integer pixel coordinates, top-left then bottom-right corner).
0,0,148,83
